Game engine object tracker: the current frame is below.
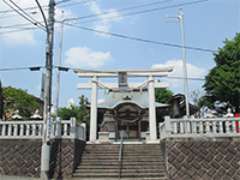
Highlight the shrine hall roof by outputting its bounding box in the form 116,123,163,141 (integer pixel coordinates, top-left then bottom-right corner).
97,91,168,109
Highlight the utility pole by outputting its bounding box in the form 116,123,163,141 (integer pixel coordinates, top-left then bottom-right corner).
166,9,190,117
178,9,190,117
40,0,55,179
54,10,64,115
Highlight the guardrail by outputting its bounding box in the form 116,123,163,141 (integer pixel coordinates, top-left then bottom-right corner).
0,118,86,140
160,116,240,139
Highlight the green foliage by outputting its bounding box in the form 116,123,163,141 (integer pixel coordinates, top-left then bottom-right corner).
155,88,173,103
58,95,89,123
204,33,240,111
3,86,42,119
198,96,214,109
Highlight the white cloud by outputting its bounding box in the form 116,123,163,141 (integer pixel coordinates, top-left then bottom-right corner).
86,1,122,36
152,59,207,88
0,0,73,45
65,47,112,68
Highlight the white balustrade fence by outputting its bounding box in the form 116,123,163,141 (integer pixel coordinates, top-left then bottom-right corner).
0,118,86,140
160,116,240,139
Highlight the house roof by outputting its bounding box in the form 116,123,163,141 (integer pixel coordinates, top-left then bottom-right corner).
97,91,168,109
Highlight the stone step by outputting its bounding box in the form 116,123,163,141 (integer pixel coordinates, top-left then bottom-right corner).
75,144,168,180
77,165,166,169
79,161,165,166
84,146,161,151
73,172,167,178
71,178,168,180
75,168,166,173
83,152,163,155
80,156,164,160
80,159,165,163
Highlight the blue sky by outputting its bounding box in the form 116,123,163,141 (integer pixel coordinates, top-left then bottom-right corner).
0,0,239,107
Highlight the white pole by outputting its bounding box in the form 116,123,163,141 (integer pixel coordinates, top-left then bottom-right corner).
148,76,157,141
178,9,190,117
89,76,98,142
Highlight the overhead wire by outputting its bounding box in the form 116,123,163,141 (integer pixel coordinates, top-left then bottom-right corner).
0,27,38,35
62,22,216,53
0,65,205,81
57,0,97,8
64,0,208,23
0,0,96,22
1,0,207,32
56,0,73,5
2,0,46,31
0,0,94,15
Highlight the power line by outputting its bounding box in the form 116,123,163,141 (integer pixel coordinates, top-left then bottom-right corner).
0,22,33,29
0,0,171,28
64,0,208,23
64,0,172,21
0,0,93,15
56,0,73,5
0,27,38,35
8,0,46,29
58,0,97,8
0,4,48,14
0,0,96,22
0,0,207,31
0,64,206,81
2,0,46,31
62,22,216,53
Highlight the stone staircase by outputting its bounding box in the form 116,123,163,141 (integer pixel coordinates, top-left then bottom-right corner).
72,144,169,180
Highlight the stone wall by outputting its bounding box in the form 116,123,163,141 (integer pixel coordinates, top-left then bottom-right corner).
0,139,85,178
0,139,42,177
163,138,240,180
49,139,85,179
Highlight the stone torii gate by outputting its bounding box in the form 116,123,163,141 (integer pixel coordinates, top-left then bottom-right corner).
74,67,173,143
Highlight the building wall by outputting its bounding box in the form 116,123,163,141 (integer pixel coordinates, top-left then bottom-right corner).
0,139,85,178
163,138,240,180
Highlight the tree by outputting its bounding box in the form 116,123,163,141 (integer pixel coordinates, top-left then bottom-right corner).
58,95,89,123
3,86,43,119
155,88,173,103
204,33,240,112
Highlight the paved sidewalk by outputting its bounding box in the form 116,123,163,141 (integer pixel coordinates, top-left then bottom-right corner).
0,176,40,180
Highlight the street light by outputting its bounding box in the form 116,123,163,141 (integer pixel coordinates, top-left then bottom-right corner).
166,9,190,117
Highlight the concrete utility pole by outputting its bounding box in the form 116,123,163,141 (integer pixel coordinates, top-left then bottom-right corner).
55,10,64,114
40,0,55,179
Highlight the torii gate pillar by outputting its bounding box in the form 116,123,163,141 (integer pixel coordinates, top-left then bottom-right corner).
89,76,98,142
148,75,157,141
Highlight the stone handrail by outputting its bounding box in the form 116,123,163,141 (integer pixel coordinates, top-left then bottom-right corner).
0,118,86,140
160,116,240,139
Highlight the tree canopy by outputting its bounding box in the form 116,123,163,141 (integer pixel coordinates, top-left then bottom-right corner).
58,95,89,123
204,33,240,112
155,88,173,104
3,86,42,119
